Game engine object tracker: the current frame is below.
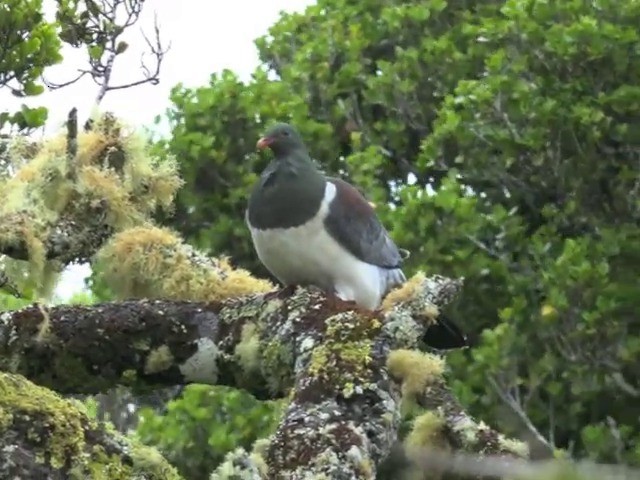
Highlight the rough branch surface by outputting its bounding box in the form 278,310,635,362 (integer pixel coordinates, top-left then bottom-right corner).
0,275,526,478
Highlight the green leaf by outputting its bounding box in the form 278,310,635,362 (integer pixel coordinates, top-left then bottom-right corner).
89,44,104,60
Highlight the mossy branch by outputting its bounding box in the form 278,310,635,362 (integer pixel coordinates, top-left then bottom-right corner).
0,372,182,479
0,112,183,288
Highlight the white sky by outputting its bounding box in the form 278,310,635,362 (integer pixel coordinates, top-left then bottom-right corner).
0,0,314,301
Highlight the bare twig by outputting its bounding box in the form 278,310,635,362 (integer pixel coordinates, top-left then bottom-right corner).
43,0,170,106
610,372,640,397
487,374,556,454
42,70,89,90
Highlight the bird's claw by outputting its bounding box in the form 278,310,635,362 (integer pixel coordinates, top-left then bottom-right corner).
277,284,298,298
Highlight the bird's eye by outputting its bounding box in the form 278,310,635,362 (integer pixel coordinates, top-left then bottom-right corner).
282,131,290,137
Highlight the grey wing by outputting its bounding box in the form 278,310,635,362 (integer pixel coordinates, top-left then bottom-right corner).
323,178,404,269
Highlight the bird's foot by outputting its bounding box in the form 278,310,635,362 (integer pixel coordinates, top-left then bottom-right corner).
276,284,298,298
323,289,360,310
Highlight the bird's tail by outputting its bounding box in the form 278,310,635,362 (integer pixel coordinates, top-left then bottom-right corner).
422,312,467,350
382,267,406,295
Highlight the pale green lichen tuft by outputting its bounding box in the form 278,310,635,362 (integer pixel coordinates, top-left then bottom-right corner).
381,272,440,319
234,323,261,376
498,434,530,458
0,113,184,293
261,339,294,394
144,345,174,375
129,441,183,479
249,437,271,477
210,447,262,480
405,411,447,451
95,226,273,302
387,349,445,398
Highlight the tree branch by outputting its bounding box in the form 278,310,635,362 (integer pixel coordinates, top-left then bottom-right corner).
0,273,495,478
45,1,170,106
0,371,182,479
0,111,182,291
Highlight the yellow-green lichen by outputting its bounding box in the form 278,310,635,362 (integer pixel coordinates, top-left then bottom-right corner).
144,345,175,375
0,373,179,480
0,113,183,293
381,272,439,318
210,447,260,480
249,437,271,477
387,349,445,398
261,339,294,394
0,372,181,479
452,416,484,446
129,441,183,479
450,416,528,458
308,339,373,397
234,323,261,376
404,411,447,451
95,226,274,302
498,434,530,458
306,312,381,397
0,404,13,431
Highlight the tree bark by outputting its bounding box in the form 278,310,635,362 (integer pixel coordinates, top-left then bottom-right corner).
1,275,528,479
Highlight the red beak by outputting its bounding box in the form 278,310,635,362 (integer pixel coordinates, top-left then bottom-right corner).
256,136,272,149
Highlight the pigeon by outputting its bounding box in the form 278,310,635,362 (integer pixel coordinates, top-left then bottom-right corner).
246,123,466,349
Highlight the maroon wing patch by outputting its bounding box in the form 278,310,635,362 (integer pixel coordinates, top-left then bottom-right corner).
323,177,403,269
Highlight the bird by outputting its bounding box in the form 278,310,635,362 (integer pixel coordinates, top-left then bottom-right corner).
245,122,466,349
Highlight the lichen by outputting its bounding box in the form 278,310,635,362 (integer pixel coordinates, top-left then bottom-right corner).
498,434,530,458
95,226,273,302
129,442,183,479
0,372,181,479
144,345,175,374
210,447,264,480
249,437,271,477
386,349,445,398
404,411,446,451
261,339,294,394
381,272,435,314
0,112,183,292
234,323,261,376
308,339,373,397
306,312,381,398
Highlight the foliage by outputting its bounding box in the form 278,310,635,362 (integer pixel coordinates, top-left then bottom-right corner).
157,0,640,470
0,0,64,130
0,0,166,132
134,385,282,480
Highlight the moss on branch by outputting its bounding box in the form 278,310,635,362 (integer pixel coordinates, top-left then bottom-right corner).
0,372,181,479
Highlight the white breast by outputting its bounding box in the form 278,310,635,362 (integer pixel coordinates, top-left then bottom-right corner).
248,182,386,309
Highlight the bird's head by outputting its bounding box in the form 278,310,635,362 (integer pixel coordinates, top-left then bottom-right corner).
256,123,306,157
